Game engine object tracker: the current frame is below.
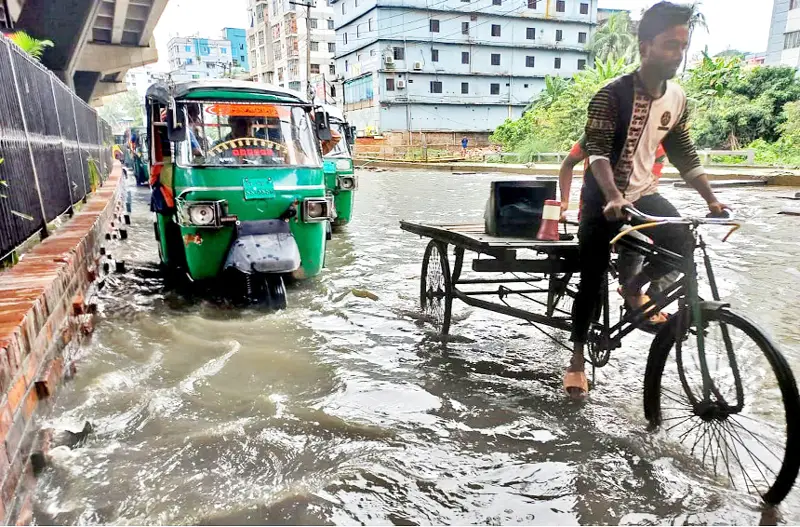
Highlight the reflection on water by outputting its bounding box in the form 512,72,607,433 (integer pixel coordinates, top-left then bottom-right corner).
33,172,800,525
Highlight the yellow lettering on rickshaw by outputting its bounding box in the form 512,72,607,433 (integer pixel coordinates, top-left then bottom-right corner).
206,104,288,118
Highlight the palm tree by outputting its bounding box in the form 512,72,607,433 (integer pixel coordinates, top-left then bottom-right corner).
588,12,637,64
7,31,54,61
525,75,570,113
683,2,709,73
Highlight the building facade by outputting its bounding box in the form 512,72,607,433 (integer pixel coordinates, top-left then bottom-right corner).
167,35,236,82
224,27,252,71
766,0,800,68
333,0,596,136
247,0,337,100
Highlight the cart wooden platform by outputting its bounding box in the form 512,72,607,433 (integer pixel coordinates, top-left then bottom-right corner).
400,221,581,335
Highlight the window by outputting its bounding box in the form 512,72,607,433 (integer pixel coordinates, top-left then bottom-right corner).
556,29,563,41
490,83,500,95
370,49,377,56
345,60,348,71
462,51,470,64
554,57,561,69
330,86,336,97
461,82,469,94
526,27,535,39
580,2,589,14
430,19,440,32
462,22,470,34
369,18,374,31
343,32,348,45
185,45,191,52
527,0,537,7
328,19,335,29
310,18,318,28
221,47,227,54
556,0,565,11
328,42,336,52
394,47,405,60
578,59,586,70
357,25,361,37
491,53,500,65
491,24,501,37
311,63,320,73
430,81,442,93
329,64,336,74
493,0,501,4
342,2,346,13
355,0,358,6
386,78,395,91
578,32,587,44
431,49,439,61
310,41,319,51
525,56,535,67
786,31,800,49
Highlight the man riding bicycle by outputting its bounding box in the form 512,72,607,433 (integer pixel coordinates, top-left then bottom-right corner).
565,1,728,399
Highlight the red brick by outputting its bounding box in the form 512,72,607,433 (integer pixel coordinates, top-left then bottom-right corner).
0,404,11,442
21,355,39,389
21,389,37,422
0,350,11,395
6,376,26,416
1,455,22,508
71,295,85,315
4,409,25,463
15,494,32,526
0,442,9,475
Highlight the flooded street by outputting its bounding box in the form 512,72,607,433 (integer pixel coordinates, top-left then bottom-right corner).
32,170,800,525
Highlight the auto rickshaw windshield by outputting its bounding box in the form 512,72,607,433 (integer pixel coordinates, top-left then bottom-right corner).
325,122,352,158
177,102,322,167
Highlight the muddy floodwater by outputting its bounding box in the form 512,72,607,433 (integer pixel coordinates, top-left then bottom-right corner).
32,170,800,525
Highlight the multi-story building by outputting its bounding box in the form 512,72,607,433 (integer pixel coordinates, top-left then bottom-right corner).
766,0,800,69
224,27,252,72
333,0,596,137
125,65,164,98
167,35,236,82
247,0,337,99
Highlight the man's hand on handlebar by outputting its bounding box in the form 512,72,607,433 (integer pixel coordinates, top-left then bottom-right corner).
603,196,633,221
707,201,730,218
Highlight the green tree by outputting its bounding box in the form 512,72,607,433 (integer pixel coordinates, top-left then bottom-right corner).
97,90,145,130
683,2,709,73
524,75,570,113
7,31,54,61
588,12,637,63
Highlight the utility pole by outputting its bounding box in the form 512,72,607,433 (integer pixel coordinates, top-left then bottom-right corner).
289,0,315,101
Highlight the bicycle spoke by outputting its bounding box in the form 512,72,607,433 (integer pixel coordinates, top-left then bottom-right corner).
724,420,775,490
728,416,784,464
666,414,695,432
715,421,738,492
662,388,691,407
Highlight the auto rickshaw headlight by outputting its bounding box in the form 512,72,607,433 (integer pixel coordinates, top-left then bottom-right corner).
302,197,332,223
176,199,227,228
337,175,357,190
188,204,217,226
335,159,352,171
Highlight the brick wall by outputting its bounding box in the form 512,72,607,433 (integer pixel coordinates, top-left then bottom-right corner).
0,164,123,525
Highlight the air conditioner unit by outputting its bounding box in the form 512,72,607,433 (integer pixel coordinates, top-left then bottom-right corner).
413,61,423,70
397,79,406,89
384,55,395,65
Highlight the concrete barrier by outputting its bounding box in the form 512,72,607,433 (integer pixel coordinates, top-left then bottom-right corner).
0,163,124,525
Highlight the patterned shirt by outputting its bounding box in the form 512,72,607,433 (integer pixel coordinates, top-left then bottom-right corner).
582,72,704,205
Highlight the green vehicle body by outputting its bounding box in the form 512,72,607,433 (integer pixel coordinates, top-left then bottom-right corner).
320,104,357,229
145,80,334,300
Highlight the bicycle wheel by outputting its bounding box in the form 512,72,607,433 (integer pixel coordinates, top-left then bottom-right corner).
420,240,452,335
643,307,800,504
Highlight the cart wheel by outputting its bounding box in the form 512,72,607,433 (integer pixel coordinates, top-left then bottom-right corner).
420,240,452,335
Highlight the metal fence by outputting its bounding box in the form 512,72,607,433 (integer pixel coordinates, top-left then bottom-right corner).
0,34,113,259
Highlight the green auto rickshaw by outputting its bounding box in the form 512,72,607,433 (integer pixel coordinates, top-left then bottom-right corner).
320,104,357,230
145,80,337,307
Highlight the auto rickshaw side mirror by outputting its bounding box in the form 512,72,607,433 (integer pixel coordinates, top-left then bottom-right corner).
346,125,357,146
167,106,187,142
315,110,332,141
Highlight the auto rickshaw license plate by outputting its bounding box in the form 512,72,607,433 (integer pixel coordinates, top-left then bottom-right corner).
243,178,276,200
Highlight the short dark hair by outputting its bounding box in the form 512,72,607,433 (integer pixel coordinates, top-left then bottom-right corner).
638,1,692,43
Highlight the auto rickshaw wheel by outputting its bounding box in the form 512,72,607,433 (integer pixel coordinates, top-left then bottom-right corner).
420,240,452,335
267,276,287,310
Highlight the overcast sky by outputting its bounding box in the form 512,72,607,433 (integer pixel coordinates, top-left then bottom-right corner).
148,0,775,70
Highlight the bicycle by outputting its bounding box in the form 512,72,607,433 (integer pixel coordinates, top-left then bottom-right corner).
585,205,800,505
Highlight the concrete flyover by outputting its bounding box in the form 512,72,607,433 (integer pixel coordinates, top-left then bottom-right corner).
7,0,168,103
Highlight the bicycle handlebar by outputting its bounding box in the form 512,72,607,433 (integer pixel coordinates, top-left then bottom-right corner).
622,205,740,227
